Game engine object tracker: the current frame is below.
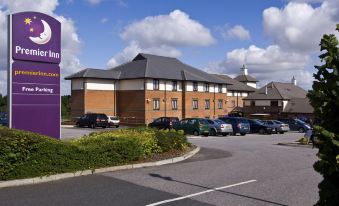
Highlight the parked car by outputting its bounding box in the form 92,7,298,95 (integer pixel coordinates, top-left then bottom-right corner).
76,113,109,128
262,120,290,134
278,118,311,133
0,112,8,126
247,119,273,134
148,117,179,130
218,117,250,136
206,119,233,136
173,118,209,136
107,116,120,128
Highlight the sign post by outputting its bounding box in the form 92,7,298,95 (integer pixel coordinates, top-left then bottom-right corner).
8,12,61,139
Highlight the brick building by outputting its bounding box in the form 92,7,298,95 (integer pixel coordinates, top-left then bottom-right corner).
213,74,256,115
242,78,314,120
65,53,230,125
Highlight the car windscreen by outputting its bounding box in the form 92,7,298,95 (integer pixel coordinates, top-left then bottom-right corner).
98,114,108,119
110,116,119,120
239,118,249,123
214,119,224,124
296,119,306,124
198,119,209,124
252,120,263,125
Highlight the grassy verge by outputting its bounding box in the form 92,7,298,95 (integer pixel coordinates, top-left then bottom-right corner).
0,126,191,180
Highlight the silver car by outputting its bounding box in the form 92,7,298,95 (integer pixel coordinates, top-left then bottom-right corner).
207,119,233,136
263,120,290,134
107,116,120,128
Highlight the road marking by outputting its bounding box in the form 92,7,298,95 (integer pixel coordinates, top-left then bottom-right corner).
145,179,257,206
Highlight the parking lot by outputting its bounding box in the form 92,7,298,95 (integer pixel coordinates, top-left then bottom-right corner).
1,131,320,206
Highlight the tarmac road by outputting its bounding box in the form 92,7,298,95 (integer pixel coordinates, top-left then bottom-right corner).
0,132,321,206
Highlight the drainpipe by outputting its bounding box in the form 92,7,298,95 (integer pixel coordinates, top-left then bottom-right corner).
114,81,116,116
164,80,167,118
213,84,216,118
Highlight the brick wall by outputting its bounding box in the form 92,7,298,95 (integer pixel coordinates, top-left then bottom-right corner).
117,90,145,125
85,90,116,116
226,96,244,112
70,90,85,119
183,91,227,119
145,90,182,124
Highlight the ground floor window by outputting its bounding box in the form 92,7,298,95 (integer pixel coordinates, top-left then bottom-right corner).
205,99,210,110
153,98,160,110
192,99,198,110
171,99,178,110
218,99,223,109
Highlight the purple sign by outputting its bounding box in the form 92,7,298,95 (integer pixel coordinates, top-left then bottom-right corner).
11,61,60,139
12,12,61,64
9,12,61,139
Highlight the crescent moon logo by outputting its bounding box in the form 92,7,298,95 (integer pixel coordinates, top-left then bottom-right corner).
29,20,52,45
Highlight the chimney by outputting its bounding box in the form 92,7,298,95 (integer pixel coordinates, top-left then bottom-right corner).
241,65,248,75
291,76,297,85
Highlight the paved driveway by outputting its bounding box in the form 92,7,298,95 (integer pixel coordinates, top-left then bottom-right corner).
0,132,321,206
61,125,131,140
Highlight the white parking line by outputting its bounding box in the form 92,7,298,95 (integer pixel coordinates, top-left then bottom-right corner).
145,179,257,206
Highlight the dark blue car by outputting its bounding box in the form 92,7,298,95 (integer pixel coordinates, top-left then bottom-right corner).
218,117,250,136
0,112,8,126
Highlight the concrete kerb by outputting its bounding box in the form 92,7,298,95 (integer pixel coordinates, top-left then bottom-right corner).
0,146,200,189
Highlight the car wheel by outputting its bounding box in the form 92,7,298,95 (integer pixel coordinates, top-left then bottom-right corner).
203,133,209,137
222,133,227,136
259,128,265,135
193,130,199,136
102,126,106,128
279,132,284,134
116,125,119,128
91,123,96,129
232,132,237,136
298,127,305,133
240,133,246,136
210,129,217,136
76,122,80,127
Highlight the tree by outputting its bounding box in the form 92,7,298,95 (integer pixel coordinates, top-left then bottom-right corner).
61,95,71,120
307,25,339,205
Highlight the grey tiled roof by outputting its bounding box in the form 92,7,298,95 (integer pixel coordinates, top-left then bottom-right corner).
283,98,314,114
65,68,121,80
66,53,227,84
244,82,307,100
234,74,258,82
213,74,257,92
110,53,226,83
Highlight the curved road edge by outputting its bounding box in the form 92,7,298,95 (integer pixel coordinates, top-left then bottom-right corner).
0,146,200,189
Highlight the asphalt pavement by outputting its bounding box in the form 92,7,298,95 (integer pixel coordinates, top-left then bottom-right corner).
0,132,321,206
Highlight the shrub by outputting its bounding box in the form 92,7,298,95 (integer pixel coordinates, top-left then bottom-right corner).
154,129,190,152
0,126,191,180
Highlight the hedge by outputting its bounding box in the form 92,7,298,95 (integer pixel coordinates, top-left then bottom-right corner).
0,126,190,180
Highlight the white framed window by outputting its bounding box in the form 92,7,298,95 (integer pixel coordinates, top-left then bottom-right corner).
153,99,160,110
171,99,178,110
153,79,159,90
218,99,223,109
204,83,209,92
192,99,198,109
172,81,177,91
193,82,198,91
205,99,210,110
218,84,222,93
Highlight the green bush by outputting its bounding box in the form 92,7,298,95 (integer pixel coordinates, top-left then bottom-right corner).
154,129,190,152
0,126,191,180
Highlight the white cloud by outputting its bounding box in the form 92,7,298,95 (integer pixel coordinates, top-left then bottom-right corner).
204,44,313,89
263,1,339,53
223,25,251,40
87,0,101,5
100,17,108,23
107,10,214,67
0,0,82,95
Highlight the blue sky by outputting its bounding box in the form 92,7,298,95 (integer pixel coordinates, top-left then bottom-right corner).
1,0,339,95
